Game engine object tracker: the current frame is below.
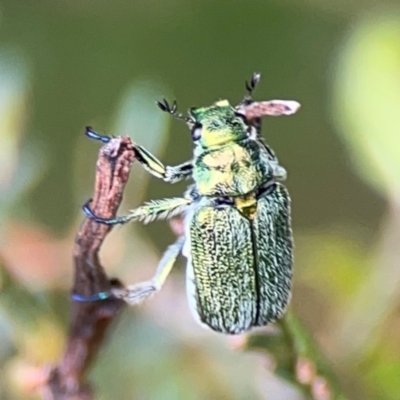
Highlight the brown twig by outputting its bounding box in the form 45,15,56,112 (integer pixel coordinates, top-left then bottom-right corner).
43,136,135,400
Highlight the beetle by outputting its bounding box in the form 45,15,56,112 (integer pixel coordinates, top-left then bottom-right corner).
81,73,300,334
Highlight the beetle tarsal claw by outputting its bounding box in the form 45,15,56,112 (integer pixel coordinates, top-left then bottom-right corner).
112,282,159,305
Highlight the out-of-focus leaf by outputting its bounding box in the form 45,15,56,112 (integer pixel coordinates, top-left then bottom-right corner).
91,312,259,400
295,231,368,304
0,49,28,191
332,11,400,198
0,308,13,360
361,337,400,400
1,222,73,289
4,356,48,400
0,265,65,361
0,49,47,223
112,79,171,205
246,311,349,400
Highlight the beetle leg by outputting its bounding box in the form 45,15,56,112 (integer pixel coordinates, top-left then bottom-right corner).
85,127,192,183
165,161,194,183
133,144,193,183
72,291,112,302
243,100,301,119
113,236,185,304
83,196,192,225
85,126,112,143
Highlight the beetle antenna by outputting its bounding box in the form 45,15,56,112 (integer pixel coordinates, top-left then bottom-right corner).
245,72,261,98
156,98,192,123
239,72,261,107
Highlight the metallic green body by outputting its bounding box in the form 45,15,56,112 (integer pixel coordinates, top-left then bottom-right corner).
183,101,293,334
193,139,274,197
84,75,299,335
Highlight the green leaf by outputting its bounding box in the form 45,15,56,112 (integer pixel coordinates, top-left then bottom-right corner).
332,11,400,198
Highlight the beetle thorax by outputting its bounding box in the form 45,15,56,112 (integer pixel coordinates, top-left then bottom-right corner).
192,139,268,197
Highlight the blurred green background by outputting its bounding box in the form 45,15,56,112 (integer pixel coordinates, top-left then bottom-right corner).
1,1,400,399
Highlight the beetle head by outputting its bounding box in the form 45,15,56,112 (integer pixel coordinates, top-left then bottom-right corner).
189,100,248,148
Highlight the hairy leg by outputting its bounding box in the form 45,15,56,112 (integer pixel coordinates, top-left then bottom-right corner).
113,237,185,304
83,196,191,225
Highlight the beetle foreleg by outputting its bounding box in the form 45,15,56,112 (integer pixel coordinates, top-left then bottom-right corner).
85,127,192,183
133,144,193,183
85,126,112,143
112,237,185,304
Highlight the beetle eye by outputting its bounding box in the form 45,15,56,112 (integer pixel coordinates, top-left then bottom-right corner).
191,123,202,141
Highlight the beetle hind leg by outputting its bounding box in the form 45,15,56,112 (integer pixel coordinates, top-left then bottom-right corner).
83,196,191,225
113,237,185,305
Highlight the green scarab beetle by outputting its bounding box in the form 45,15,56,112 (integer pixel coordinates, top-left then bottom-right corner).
81,73,300,334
